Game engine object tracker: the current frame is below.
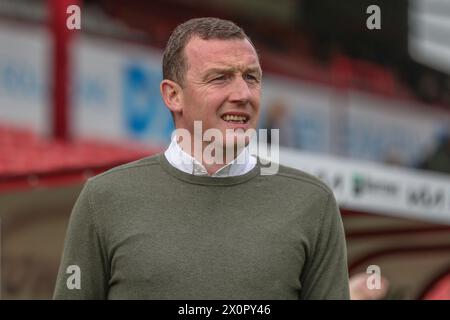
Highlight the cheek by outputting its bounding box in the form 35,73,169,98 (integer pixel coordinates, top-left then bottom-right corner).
203,93,227,117
182,90,203,120
250,86,261,103
251,91,261,113
190,88,218,110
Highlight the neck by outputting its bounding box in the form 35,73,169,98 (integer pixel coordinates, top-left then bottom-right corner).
177,138,245,175
203,162,227,176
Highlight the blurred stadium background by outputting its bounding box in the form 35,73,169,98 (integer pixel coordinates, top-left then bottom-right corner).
0,0,449,299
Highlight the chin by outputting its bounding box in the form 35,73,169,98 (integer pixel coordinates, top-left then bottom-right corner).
224,134,250,150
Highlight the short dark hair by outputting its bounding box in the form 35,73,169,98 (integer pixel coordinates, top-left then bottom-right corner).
162,17,256,87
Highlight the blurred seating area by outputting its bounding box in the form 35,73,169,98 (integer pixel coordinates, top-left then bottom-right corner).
0,0,448,180
0,124,153,191
0,0,447,110
97,0,445,109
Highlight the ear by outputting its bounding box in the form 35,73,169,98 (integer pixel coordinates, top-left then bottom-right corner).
160,79,183,115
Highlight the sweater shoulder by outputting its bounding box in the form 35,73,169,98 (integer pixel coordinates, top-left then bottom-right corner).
86,153,162,186
273,163,333,197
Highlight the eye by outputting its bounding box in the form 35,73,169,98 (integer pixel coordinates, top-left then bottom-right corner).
210,75,226,82
244,74,259,82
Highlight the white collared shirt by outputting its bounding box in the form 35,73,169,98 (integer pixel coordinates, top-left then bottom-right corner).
164,136,256,177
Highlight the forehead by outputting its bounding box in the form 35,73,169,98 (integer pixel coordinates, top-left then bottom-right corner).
184,36,260,74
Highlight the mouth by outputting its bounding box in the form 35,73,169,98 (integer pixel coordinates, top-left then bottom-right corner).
220,113,250,125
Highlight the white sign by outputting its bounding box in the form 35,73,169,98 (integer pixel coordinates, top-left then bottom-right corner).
279,147,450,225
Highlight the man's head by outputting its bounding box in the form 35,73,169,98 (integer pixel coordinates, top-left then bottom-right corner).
160,17,262,153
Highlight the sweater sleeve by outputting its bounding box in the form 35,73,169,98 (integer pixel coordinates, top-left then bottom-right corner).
299,193,350,300
53,181,109,299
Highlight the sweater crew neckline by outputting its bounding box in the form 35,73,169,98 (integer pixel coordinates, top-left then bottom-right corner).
158,153,261,186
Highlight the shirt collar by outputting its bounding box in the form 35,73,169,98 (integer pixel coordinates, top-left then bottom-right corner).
164,135,256,177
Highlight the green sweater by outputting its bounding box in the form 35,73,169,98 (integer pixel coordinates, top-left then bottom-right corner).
53,153,349,299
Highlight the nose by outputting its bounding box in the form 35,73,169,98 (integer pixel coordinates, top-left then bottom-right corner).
228,76,252,104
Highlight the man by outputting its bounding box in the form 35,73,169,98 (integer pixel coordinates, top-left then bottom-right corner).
419,131,450,175
53,17,349,299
